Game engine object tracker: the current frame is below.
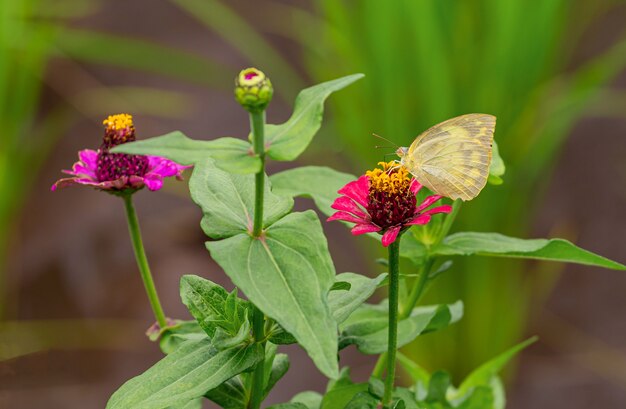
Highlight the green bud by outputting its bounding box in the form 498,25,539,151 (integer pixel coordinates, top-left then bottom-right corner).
234,68,273,113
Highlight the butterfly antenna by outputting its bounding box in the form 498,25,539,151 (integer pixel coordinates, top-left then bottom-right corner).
372,133,399,148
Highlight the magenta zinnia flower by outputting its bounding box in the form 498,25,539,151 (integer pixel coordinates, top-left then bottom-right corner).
328,162,453,247
52,114,189,193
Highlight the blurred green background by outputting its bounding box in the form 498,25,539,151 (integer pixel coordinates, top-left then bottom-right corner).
1,0,626,408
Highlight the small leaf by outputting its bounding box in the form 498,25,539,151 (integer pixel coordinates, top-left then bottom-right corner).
321,368,368,409
190,159,293,239
204,376,247,409
270,166,357,217
207,211,338,379
393,388,419,409
158,321,205,355
456,386,494,409
435,232,625,270
329,273,387,324
111,131,260,174
330,281,352,292
265,74,364,161
425,371,451,403
107,339,262,409
454,337,537,399
268,404,309,409
291,391,323,409
264,353,290,397
344,392,378,409
339,301,463,354
179,275,231,337
367,377,385,399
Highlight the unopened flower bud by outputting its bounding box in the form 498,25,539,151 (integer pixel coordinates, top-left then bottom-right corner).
234,68,273,113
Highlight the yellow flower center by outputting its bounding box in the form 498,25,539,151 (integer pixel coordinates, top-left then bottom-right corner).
103,113,134,131
366,161,411,195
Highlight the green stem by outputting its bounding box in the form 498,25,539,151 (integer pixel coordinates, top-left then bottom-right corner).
383,237,401,406
251,111,266,237
439,199,461,240
122,194,167,328
248,109,267,409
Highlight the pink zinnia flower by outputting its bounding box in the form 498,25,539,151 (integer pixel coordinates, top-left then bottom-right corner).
328,162,452,247
52,114,189,193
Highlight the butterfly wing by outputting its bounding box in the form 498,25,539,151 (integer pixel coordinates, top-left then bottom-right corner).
404,113,496,201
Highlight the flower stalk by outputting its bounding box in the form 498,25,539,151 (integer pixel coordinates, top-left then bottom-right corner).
236,67,273,409
383,236,402,405
122,193,167,329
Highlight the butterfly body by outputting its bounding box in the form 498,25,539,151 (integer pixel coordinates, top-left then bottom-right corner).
397,113,496,201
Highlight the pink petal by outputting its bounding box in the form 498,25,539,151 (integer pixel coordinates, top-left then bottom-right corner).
147,156,190,178
330,196,368,218
351,223,381,235
406,214,431,225
421,204,453,216
337,175,369,207
78,149,98,169
410,179,422,195
381,226,401,247
142,174,163,191
415,195,444,213
71,163,97,178
327,211,367,224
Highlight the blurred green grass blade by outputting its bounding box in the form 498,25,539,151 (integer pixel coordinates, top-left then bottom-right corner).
51,27,232,87
73,86,196,118
170,0,304,97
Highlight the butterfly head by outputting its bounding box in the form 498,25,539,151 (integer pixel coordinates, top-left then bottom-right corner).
396,147,408,158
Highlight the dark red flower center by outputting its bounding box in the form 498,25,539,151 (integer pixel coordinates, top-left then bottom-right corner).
96,114,149,183
366,162,416,229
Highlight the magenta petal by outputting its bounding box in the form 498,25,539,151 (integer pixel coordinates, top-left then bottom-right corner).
351,223,381,235
143,174,163,191
410,179,422,195
421,204,453,216
406,214,431,225
381,226,401,247
330,196,368,218
415,195,444,213
327,211,367,224
337,175,369,207
72,163,97,178
78,149,98,169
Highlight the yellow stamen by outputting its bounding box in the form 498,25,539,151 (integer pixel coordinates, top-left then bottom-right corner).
366,161,411,195
103,113,133,130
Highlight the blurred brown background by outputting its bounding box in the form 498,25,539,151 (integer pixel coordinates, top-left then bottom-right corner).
1,1,626,408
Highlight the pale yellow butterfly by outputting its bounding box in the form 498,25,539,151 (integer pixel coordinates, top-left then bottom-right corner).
396,113,496,201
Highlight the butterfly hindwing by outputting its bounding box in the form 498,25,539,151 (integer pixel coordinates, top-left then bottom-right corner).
403,113,496,201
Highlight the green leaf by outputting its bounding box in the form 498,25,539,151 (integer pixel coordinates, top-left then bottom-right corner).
321,369,368,409
270,166,357,216
268,272,386,344
291,391,323,409
456,387,494,409
435,232,625,270
339,301,463,354
268,404,309,409
166,398,203,409
158,321,205,355
264,353,290,397
207,210,338,378
180,275,248,338
426,371,451,404
329,273,387,324
344,392,378,409
454,337,537,399
190,159,293,239
265,74,365,161
367,377,385,399
111,131,260,174
204,376,247,409
106,339,262,409
393,388,419,409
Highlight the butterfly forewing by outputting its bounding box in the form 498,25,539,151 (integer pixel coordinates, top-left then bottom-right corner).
404,113,496,201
